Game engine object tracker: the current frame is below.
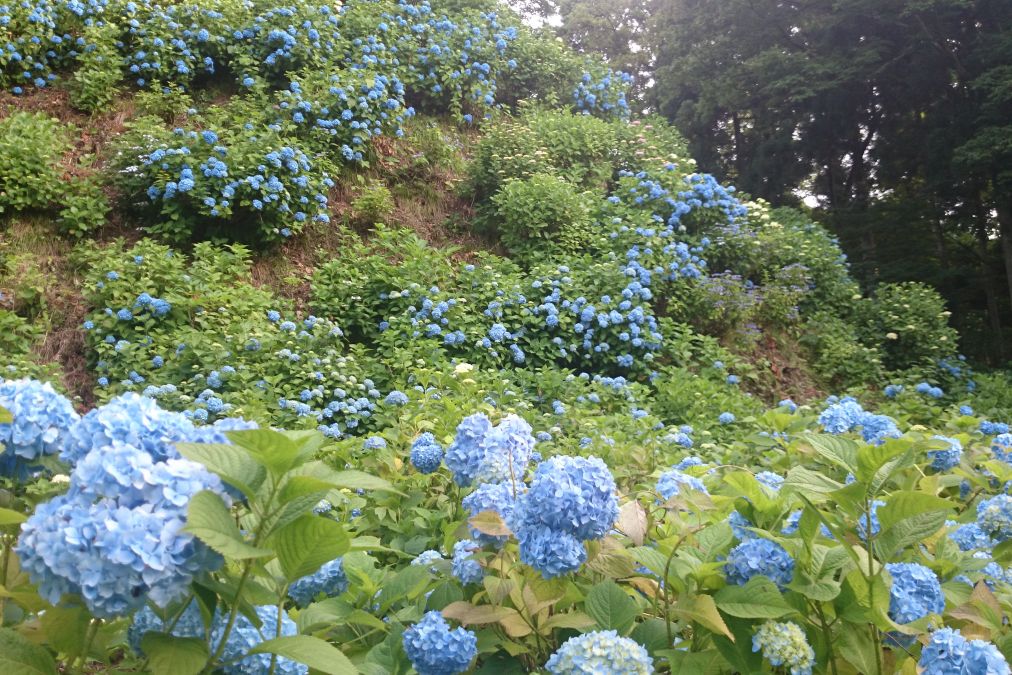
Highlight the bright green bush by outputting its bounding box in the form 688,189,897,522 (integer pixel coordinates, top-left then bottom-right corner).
491,173,590,257
352,181,396,226
855,281,960,372
801,311,885,389
0,113,69,215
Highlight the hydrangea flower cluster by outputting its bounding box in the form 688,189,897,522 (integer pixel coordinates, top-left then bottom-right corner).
572,68,632,119
210,604,307,675
451,539,483,584
410,432,444,474
545,630,653,674
444,412,534,486
818,396,901,444
724,538,795,588
919,627,1011,674
402,610,477,675
656,466,708,500
928,435,963,471
512,455,618,578
461,481,516,545
16,415,229,617
993,433,1012,463
751,621,815,675
885,562,944,624
977,495,1012,542
0,378,79,477
288,557,348,607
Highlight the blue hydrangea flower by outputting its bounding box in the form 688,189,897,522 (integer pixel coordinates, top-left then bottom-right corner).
858,499,886,541
210,605,307,674
411,432,444,474
411,549,444,571
993,434,1012,463
384,390,409,406
288,558,347,607
919,627,1010,674
885,562,944,624
445,413,493,486
728,510,756,540
926,435,963,471
128,599,205,655
947,521,995,552
476,414,535,485
978,495,1012,542
778,398,798,413
363,435,387,450
724,538,794,588
462,482,516,545
719,412,736,425
517,455,618,541
756,471,784,492
516,524,587,579
402,611,477,675
545,630,653,674
451,539,483,584
656,468,707,500
751,621,815,675
0,378,78,476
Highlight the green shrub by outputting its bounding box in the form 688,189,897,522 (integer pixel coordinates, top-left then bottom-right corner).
0,113,68,215
854,281,959,372
491,173,590,257
800,311,884,388
69,22,122,112
351,182,395,226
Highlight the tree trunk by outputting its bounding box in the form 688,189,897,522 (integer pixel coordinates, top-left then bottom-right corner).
976,202,1004,362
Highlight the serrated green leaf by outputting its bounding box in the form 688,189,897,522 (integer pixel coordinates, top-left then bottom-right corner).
176,442,265,499
714,577,794,618
141,632,208,675
0,628,57,675
272,515,349,581
584,580,638,634
249,635,357,674
802,433,859,474
184,491,272,560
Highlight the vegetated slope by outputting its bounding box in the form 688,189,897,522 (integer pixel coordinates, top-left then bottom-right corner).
2,0,1012,674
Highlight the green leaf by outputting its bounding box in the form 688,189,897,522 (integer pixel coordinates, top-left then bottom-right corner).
426,582,463,611
714,577,794,618
377,565,432,611
141,633,208,675
630,619,672,655
184,491,272,560
0,628,57,675
176,442,265,499
802,433,859,474
226,429,303,476
837,624,880,675
877,491,954,531
660,649,727,674
674,594,733,641
875,510,950,559
0,507,27,525
318,468,396,493
0,406,11,424
249,635,358,675
584,580,639,634
272,515,349,582
38,606,90,659
784,466,843,499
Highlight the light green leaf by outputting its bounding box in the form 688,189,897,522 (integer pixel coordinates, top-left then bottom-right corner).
0,508,27,525
176,442,266,499
272,515,349,582
674,594,733,641
0,628,57,675
141,633,208,675
784,466,842,498
249,635,357,675
184,491,272,560
878,491,954,531
801,433,859,474
584,580,638,634
714,577,794,618
226,429,302,476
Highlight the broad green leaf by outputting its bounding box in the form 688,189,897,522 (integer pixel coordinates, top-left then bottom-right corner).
249,635,357,675
378,565,432,610
661,649,727,674
278,475,334,504
141,633,208,675
857,440,908,481
184,491,272,560
878,491,954,531
176,442,265,499
714,577,794,618
543,612,597,632
630,618,671,655
585,580,638,634
711,616,764,673
801,433,859,474
0,406,11,424
0,628,57,675
784,466,842,498
875,510,950,559
694,523,734,561
317,468,397,493
426,582,463,611
226,429,302,476
0,507,26,525
837,624,880,675
272,515,349,581
674,593,733,641
38,606,90,659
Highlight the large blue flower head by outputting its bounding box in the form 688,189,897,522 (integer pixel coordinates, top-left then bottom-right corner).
885,562,944,624
756,471,784,492
993,434,1012,463
211,605,307,674
129,599,205,655
461,481,516,545
63,393,196,465
188,416,259,444
858,499,886,541
819,398,900,445
517,523,587,578
977,495,1012,542
16,438,227,618
476,414,535,485
402,610,477,675
656,467,708,501
288,558,347,607
411,432,444,474
545,630,653,674
947,521,996,552
445,412,493,486
517,455,618,541
724,538,795,588
928,435,963,471
919,627,1011,675
451,539,484,584
751,621,815,675
0,378,78,474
